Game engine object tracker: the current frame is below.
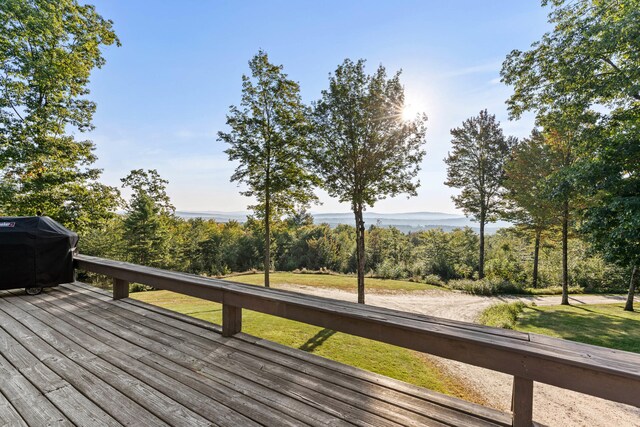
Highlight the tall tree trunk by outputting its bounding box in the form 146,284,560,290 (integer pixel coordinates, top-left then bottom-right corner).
624,265,637,312
561,199,569,305
532,229,541,289
354,206,366,304
264,186,270,288
478,211,485,279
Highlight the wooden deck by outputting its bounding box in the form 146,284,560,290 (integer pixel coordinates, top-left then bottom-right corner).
0,282,512,427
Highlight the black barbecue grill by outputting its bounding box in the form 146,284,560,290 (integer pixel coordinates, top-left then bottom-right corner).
0,216,78,295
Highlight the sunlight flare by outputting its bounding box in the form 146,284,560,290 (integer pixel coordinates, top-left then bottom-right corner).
401,102,422,121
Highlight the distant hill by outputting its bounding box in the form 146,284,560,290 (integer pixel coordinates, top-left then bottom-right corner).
175,210,510,234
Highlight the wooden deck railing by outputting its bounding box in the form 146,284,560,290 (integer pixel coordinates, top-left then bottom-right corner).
75,254,640,427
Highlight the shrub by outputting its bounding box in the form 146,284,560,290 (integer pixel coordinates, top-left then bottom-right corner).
375,259,408,280
446,278,523,296
478,302,526,329
521,285,584,295
422,274,445,287
129,282,154,293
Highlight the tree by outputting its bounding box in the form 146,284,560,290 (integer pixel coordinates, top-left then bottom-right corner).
311,59,427,303
444,110,515,279
501,0,640,119
544,125,581,304
504,130,559,288
0,0,120,232
501,0,640,307
578,109,640,311
218,51,317,287
121,170,174,268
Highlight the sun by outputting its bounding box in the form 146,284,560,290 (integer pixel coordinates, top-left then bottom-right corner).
401,103,421,121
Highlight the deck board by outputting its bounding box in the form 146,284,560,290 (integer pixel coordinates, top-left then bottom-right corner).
0,326,120,426
0,283,511,427
54,288,445,426
66,281,513,425
58,285,498,427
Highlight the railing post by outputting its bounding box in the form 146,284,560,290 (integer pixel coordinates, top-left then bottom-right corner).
511,376,534,427
222,304,242,337
113,278,129,300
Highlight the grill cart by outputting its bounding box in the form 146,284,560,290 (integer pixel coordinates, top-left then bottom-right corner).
0,216,78,295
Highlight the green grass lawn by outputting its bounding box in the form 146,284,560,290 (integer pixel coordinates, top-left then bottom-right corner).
224,271,443,292
130,290,480,403
514,304,640,353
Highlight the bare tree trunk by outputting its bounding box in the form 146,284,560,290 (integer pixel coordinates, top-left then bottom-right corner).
624,265,637,312
532,229,541,289
561,199,569,305
354,206,366,304
264,187,270,288
479,212,485,279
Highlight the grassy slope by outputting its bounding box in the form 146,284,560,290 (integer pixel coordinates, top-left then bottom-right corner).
225,272,442,292
130,289,479,402
515,304,640,353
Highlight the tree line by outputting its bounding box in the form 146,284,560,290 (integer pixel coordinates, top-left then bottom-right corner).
80,171,628,295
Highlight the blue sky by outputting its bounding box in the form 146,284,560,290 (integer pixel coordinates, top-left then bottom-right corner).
86,0,550,214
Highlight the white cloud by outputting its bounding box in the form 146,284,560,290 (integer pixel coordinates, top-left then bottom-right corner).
174,129,218,139
438,60,503,78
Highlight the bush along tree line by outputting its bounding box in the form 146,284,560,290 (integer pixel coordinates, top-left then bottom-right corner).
1,0,638,309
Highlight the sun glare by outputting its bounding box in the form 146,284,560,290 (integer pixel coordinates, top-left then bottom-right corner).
401,103,421,121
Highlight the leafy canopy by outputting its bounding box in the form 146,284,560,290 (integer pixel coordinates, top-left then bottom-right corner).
121,169,173,267
218,50,318,219
0,0,120,231
503,129,559,231
501,0,640,268
444,109,515,223
310,59,427,209
501,0,640,119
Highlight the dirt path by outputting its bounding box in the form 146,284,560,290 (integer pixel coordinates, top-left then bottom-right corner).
276,285,640,427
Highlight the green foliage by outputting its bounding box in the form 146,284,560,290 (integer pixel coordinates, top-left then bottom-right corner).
445,110,514,223
0,0,120,232
121,169,174,213
121,170,173,268
281,223,355,273
311,58,427,303
78,216,124,260
504,130,559,230
82,210,628,295
501,0,640,119
577,110,640,269
416,228,479,280
485,227,628,292
446,278,522,296
367,226,411,272
219,50,317,218
444,109,516,278
478,302,526,329
311,59,427,208
501,0,640,304
219,51,317,287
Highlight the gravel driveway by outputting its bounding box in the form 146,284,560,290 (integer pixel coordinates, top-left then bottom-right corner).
276,285,640,427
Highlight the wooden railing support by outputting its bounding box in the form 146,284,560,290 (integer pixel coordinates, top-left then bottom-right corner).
113,278,129,300
512,376,533,427
222,304,242,337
